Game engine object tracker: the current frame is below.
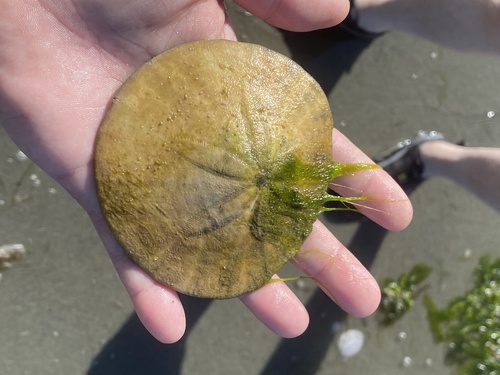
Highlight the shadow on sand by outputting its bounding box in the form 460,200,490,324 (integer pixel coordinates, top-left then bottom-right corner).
280,27,375,93
87,296,212,375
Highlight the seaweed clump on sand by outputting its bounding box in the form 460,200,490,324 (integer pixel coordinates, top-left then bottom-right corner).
379,263,432,325
425,255,500,375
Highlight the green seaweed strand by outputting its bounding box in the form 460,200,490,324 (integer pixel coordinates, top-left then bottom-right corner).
251,153,378,246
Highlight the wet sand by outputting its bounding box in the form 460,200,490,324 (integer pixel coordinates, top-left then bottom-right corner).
1,3,500,374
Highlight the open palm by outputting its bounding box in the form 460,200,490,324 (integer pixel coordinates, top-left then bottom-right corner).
0,0,412,343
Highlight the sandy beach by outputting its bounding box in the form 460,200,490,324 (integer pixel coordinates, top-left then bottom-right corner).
1,3,500,374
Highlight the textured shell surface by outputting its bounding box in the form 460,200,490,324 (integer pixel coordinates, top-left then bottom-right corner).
94,40,335,298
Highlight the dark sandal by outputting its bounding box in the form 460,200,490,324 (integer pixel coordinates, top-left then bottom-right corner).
339,0,385,40
374,130,445,184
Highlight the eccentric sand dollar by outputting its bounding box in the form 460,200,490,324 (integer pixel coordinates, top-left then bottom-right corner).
95,40,362,299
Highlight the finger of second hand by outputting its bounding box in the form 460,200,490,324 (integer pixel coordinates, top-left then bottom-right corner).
292,220,381,318
239,276,310,338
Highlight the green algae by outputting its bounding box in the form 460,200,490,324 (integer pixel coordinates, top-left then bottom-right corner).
424,255,500,375
378,257,500,374
379,263,432,325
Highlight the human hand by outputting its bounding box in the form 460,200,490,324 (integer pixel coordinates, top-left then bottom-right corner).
0,0,412,343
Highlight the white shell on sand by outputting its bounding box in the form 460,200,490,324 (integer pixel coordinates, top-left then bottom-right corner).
337,329,365,358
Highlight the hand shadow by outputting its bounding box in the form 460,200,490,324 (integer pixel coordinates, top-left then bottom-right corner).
280,26,376,94
86,295,212,375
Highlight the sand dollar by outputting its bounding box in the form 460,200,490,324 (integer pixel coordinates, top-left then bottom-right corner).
95,40,341,298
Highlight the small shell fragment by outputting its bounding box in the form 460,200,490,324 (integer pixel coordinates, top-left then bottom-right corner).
0,243,26,270
337,329,365,358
